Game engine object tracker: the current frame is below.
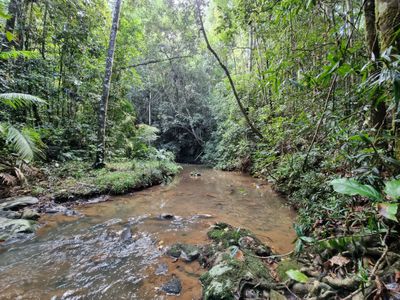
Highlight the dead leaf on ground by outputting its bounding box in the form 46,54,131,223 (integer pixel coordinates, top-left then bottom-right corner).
329,255,350,267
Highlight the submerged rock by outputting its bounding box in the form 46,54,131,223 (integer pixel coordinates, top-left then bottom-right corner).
0,217,37,241
155,263,168,276
0,196,39,211
161,276,182,295
42,205,78,216
120,226,132,242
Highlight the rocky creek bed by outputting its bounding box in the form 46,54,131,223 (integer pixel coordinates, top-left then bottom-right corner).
1,166,399,299
1,194,398,299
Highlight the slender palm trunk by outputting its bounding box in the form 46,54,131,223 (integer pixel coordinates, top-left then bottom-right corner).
94,0,123,168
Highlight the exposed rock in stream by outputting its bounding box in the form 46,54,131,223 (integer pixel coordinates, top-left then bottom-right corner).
199,223,279,299
0,196,40,241
166,243,201,262
0,196,39,210
21,208,40,220
163,223,284,299
0,217,37,241
159,213,175,220
161,276,182,295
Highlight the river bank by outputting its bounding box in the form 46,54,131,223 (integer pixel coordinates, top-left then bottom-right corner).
0,158,181,242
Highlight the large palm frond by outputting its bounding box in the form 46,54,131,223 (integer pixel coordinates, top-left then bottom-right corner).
5,125,44,162
0,93,46,109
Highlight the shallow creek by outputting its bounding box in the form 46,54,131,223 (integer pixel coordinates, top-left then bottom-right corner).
0,165,295,300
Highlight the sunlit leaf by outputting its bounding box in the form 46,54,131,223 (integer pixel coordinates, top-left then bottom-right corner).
384,179,400,200
377,203,398,222
286,269,309,283
331,178,382,201
5,31,14,42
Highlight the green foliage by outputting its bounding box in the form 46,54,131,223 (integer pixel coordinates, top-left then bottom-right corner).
4,126,44,162
286,269,309,283
384,179,400,200
330,178,382,201
331,178,399,223
0,93,46,109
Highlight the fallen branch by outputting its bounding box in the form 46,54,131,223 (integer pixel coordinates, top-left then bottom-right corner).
118,55,193,70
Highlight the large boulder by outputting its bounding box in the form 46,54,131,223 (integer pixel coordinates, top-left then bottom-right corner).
0,196,39,211
0,217,37,241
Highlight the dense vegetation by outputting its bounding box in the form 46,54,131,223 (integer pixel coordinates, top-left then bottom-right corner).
1,0,400,298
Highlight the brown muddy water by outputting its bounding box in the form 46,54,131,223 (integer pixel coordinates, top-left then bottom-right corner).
0,165,295,300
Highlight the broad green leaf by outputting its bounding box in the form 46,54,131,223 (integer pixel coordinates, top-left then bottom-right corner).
384,179,400,200
5,31,14,42
286,269,309,283
377,203,398,222
331,178,382,201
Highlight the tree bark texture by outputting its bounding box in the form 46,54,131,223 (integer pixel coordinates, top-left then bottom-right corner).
365,0,386,129
94,0,123,168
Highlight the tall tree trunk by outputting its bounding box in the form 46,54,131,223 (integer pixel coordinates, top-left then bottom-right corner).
365,0,386,129
376,0,400,52
41,1,48,60
94,0,123,168
2,0,18,49
376,0,400,157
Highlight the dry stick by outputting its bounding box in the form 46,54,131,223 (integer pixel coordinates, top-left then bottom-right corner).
194,0,264,139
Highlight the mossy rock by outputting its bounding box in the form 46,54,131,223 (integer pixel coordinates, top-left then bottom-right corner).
207,223,271,256
200,250,274,300
207,223,254,247
166,243,200,262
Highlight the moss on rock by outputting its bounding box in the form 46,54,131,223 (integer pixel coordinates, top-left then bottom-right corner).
201,224,276,299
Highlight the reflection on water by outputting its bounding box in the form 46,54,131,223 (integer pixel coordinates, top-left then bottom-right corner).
0,165,295,300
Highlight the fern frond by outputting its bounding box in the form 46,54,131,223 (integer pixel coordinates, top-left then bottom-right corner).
0,93,46,109
6,126,44,161
0,172,17,186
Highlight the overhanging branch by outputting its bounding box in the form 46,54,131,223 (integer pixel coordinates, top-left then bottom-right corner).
119,55,193,70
